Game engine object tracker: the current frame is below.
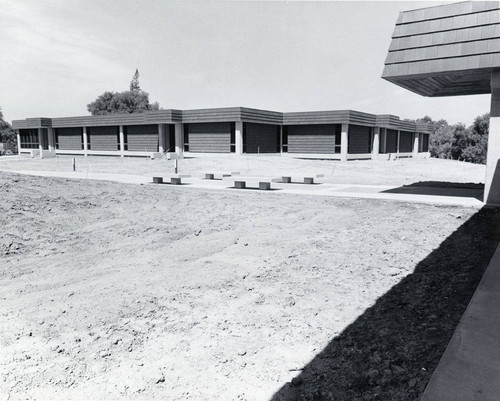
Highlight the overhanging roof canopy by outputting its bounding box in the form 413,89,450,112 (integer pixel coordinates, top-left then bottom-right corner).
382,1,500,97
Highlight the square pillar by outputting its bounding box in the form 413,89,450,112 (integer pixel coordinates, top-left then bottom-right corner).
16,130,21,155
340,123,348,162
485,71,500,204
413,132,419,158
235,121,243,155
371,127,380,160
279,126,283,154
158,124,165,153
396,130,401,154
83,127,88,156
37,128,43,158
175,123,184,157
47,128,55,152
119,125,124,157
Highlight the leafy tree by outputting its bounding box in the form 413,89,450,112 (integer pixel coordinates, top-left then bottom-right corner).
417,116,454,159
87,70,160,115
0,108,17,153
450,123,468,160
460,113,489,164
417,113,489,164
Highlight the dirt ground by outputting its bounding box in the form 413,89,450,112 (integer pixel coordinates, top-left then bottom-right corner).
0,156,495,400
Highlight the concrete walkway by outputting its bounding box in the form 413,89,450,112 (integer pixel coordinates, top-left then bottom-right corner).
3,169,484,208
421,242,500,401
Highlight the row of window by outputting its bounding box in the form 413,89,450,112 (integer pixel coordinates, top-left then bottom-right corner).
19,127,430,153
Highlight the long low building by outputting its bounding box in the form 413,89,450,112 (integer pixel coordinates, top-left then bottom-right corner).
12,107,433,160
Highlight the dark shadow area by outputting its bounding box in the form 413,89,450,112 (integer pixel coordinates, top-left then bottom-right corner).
277,182,322,186
272,206,500,401
297,158,341,161
229,186,281,191
383,181,484,201
149,182,190,186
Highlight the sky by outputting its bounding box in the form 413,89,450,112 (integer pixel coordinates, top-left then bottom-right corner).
0,0,492,126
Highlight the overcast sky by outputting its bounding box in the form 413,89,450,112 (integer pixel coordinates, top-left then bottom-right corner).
0,0,491,125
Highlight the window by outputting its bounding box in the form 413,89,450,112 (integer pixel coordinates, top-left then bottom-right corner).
183,124,189,152
282,126,288,152
20,129,39,149
334,125,341,153
230,122,235,153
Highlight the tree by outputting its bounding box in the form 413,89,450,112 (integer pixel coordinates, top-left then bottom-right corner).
417,113,489,164
461,113,489,164
0,108,17,153
87,70,160,115
417,116,454,159
130,69,140,91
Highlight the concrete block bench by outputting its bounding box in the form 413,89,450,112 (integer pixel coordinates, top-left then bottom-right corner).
152,177,182,185
234,181,272,190
274,176,316,184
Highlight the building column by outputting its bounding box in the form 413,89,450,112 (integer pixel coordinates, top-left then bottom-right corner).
175,123,184,157
16,130,21,156
413,132,419,158
37,128,43,158
158,124,165,153
340,123,348,162
47,128,55,152
235,121,243,155
485,70,500,204
372,127,380,160
119,125,124,157
396,130,401,154
279,126,283,154
83,127,88,156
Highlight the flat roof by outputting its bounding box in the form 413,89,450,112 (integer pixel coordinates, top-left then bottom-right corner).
382,1,500,96
12,107,434,134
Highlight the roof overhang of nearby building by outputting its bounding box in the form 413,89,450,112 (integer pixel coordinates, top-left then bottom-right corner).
382,1,500,97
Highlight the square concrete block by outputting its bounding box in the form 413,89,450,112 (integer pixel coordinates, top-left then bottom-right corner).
171,177,182,185
304,177,314,184
282,176,291,183
152,177,163,184
205,173,214,180
235,181,246,189
259,182,271,190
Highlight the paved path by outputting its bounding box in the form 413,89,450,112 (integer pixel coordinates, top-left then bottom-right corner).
3,169,484,208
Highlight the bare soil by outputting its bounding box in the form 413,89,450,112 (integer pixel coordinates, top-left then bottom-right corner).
0,157,495,400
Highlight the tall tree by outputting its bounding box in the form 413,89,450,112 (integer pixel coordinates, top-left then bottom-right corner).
87,70,160,115
0,107,17,153
130,69,140,91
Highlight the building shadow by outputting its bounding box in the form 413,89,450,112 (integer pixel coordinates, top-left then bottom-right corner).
382,181,484,201
271,206,500,401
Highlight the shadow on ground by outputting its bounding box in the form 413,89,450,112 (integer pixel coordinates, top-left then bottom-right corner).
272,206,500,401
382,181,484,201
